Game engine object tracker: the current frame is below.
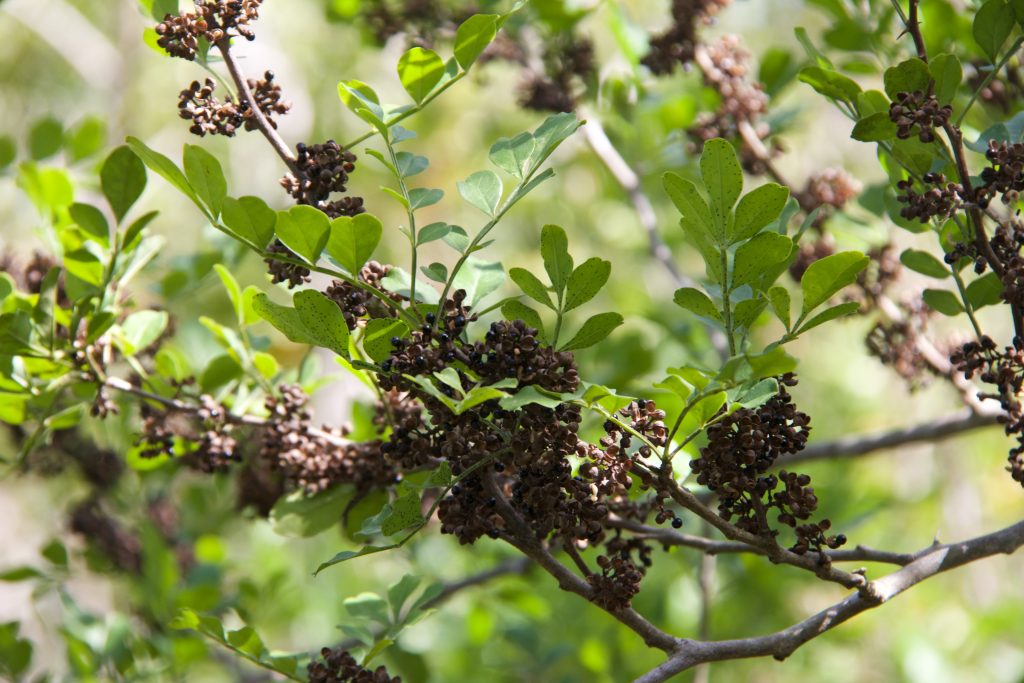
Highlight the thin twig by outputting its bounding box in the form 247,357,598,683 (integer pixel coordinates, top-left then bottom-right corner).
102,376,349,447
334,557,532,652
633,518,1024,682
606,516,919,565
215,39,299,174
581,112,731,360
481,473,679,652
643,465,870,589
779,409,1001,465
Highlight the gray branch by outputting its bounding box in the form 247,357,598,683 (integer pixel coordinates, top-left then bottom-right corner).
779,409,1001,466
633,518,1024,682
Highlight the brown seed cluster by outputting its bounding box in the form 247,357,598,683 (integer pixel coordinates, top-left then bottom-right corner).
641,0,731,74
69,501,143,573
896,173,964,224
888,91,952,143
363,0,456,48
686,36,774,173
866,300,936,389
588,555,644,611
325,261,402,329
178,73,290,138
797,168,861,220
280,140,365,218
137,393,238,471
371,292,664,585
689,375,846,561
519,38,595,113
264,239,310,289
952,336,1024,485
155,0,263,60
261,385,398,496
308,647,401,683
979,141,1024,206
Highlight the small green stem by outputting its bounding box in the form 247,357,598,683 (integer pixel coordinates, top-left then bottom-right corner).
956,38,1024,126
384,140,421,318
342,72,467,150
720,251,736,355
262,250,420,329
950,264,985,340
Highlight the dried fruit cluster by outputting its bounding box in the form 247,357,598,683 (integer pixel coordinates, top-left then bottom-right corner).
308,647,401,683
888,91,952,143
178,72,290,137
371,291,675,608
281,140,366,218
261,385,398,496
641,0,731,74
896,173,963,223
155,0,263,60
952,336,1024,484
688,375,846,563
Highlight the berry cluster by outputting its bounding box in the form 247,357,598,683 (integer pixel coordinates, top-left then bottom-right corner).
177,72,290,137
280,140,365,218
895,174,963,223
888,91,952,143
952,336,1024,485
69,501,143,573
641,0,731,74
588,555,644,611
325,261,402,329
797,168,861,217
866,300,935,389
689,376,846,561
136,391,238,472
155,0,264,60
308,647,401,683
264,240,310,289
261,385,397,496
519,37,595,113
687,36,774,173
979,141,1024,206
369,291,669,597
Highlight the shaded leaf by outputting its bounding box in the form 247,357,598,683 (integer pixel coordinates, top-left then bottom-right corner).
966,271,1002,309
900,249,950,278
800,251,870,313
732,183,789,243
397,46,444,103
274,205,330,263
923,288,964,315
222,195,276,249
183,144,226,216
540,225,573,296
732,232,792,288
327,213,383,274
700,139,744,231
564,257,611,311
294,289,351,357
797,301,860,333
457,170,502,215
673,287,723,321
560,312,623,351
454,14,499,68
509,267,554,309
489,132,535,179
883,58,931,100
501,299,545,336
101,146,147,222
270,486,354,538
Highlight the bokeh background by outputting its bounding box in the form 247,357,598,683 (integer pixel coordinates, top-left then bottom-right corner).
1,0,1023,681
